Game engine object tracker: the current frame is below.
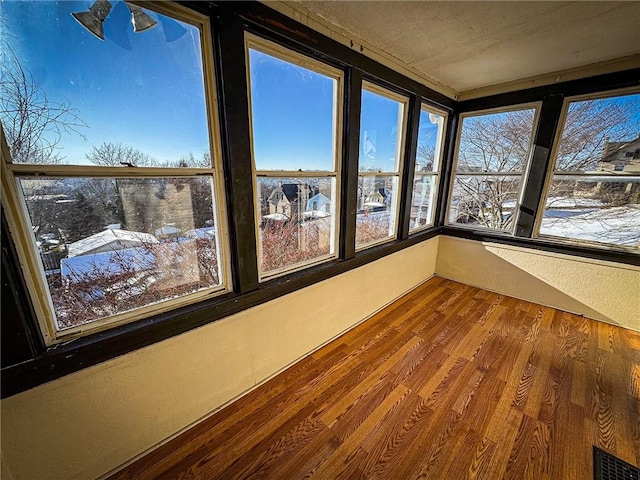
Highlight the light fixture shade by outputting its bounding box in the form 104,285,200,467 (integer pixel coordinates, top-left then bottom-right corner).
71,0,112,41
125,3,157,33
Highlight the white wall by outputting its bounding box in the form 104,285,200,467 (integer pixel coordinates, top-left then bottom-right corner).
0,238,439,480
436,236,640,332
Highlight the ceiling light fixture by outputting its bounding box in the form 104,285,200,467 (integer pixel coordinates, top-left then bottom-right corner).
71,1,157,41
71,0,112,40
126,3,157,33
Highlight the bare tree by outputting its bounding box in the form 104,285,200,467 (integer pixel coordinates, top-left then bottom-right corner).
450,100,638,229
555,97,639,172
86,142,161,167
0,46,86,164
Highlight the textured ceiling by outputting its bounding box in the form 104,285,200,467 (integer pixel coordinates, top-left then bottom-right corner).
294,1,640,95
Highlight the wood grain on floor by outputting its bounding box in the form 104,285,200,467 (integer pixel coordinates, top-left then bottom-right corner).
109,277,640,479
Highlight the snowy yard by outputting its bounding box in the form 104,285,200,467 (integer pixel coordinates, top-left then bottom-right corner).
540,204,640,247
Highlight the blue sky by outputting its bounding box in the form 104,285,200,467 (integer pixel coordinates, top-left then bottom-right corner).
2,0,209,165
3,1,443,170
249,48,336,171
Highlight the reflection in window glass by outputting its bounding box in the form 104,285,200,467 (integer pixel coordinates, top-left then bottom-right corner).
359,89,405,173
248,48,337,171
415,109,445,172
356,176,399,246
256,177,335,273
409,106,446,232
448,106,537,232
538,91,640,249
410,175,435,231
19,176,222,330
1,1,211,167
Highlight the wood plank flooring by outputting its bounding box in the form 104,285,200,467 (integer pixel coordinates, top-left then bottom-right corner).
110,277,640,479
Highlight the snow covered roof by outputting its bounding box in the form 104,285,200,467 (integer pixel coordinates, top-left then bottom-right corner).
263,213,289,221
68,229,159,257
61,247,156,282
185,227,216,239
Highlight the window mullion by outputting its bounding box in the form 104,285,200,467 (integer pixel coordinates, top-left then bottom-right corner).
339,68,362,261
399,94,421,240
216,13,259,294
514,94,564,238
435,112,459,228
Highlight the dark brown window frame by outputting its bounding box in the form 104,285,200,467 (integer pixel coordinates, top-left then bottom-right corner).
1,0,638,399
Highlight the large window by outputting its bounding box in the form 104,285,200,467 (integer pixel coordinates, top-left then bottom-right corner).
356,83,408,249
537,91,640,250
246,36,343,279
409,105,447,232
0,2,228,342
447,105,539,232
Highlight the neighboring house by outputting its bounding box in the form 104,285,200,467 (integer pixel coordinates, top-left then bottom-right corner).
267,183,318,219
597,134,640,194
67,228,159,257
305,193,331,213
361,188,391,213
598,134,640,174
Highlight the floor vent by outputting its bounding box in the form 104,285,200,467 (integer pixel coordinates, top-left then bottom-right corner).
594,446,639,480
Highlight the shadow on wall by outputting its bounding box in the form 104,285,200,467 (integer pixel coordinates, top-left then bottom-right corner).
436,238,640,332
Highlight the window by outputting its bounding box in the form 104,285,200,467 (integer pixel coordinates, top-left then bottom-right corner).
409,105,447,232
246,36,343,278
537,91,640,250
0,2,228,343
447,105,539,232
356,83,408,249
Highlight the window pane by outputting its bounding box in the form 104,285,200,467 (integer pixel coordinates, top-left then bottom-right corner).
19,176,222,330
359,89,405,173
256,177,336,274
554,93,640,172
409,175,436,231
448,175,521,231
248,48,338,171
416,109,445,172
456,109,536,174
1,2,211,167
540,176,640,247
356,175,399,247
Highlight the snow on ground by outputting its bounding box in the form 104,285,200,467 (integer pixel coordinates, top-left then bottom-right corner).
540,205,640,246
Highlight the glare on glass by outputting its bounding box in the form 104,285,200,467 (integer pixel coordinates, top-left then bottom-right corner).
359,89,405,173
19,176,221,330
1,2,211,167
416,109,445,172
356,175,398,247
256,177,335,274
409,175,435,231
248,48,338,172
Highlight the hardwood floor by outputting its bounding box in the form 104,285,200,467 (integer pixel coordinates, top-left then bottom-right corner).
110,277,640,479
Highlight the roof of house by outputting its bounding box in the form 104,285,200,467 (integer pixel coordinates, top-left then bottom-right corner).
269,184,321,204
601,136,640,163
61,247,156,282
67,229,159,257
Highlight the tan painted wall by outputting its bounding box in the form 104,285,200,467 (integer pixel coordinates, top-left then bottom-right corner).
0,238,439,480
436,236,640,332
